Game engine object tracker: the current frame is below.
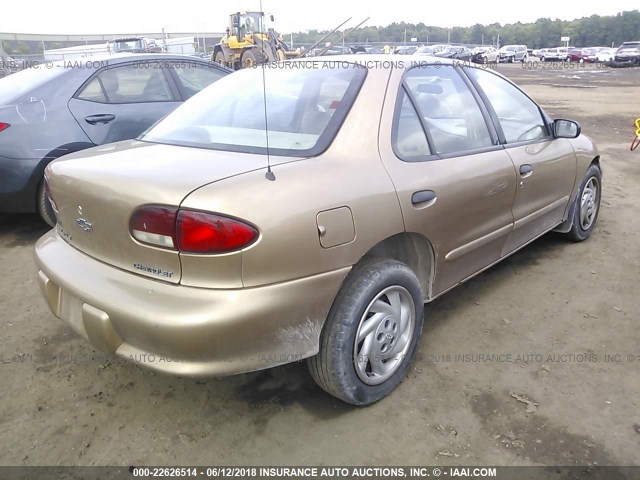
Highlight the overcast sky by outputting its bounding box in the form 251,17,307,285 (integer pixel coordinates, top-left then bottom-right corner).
1,0,637,34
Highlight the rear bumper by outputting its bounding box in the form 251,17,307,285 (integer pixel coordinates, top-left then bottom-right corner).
0,156,41,213
34,230,350,376
611,57,640,67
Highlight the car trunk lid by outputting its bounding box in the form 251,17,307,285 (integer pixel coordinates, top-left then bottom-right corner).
46,139,268,284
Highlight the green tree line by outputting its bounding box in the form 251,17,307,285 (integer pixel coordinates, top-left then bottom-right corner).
289,10,640,48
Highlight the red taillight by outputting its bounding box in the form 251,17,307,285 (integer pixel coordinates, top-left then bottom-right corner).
129,206,258,254
0,122,10,133
177,210,258,253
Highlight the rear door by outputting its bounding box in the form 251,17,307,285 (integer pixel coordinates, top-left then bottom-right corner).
67,61,181,145
379,65,518,297
464,67,576,254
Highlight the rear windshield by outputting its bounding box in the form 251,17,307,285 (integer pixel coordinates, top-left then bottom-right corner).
0,65,67,105
143,62,367,156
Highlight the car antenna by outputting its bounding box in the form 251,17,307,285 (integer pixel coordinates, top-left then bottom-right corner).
260,0,276,181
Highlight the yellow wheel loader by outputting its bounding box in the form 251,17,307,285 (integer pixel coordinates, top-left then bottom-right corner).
212,12,298,69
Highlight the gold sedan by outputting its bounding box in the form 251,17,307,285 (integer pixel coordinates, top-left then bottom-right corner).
35,56,601,405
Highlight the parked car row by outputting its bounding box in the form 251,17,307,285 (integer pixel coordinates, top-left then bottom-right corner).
414,44,502,64
531,43,640,66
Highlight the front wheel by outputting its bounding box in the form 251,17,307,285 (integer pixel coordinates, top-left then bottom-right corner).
240,49,266,69
307,258,425,405
565,164,602,242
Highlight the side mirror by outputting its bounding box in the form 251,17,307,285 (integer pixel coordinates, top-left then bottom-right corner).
553,119,581,139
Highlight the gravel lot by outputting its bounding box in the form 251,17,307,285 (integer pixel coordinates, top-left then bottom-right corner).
1,63,639,467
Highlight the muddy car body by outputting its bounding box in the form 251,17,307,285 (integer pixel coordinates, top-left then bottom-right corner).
35,56,602,405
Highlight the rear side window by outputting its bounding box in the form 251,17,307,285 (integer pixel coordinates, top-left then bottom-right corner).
143,62,366,156
401,66,493,156
77,64,175,104
171,63,226,99
466,68,548,144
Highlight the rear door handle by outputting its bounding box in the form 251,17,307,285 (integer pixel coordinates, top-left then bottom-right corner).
519,164,533,178
411,190,437,207
85,114,116,125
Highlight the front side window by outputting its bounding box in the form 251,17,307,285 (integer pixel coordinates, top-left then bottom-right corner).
143,63,366,156
466,67,548,144
402,66,493,155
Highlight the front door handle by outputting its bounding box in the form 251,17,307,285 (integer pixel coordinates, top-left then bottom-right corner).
519,164,533,178
411,190,437,207
85,114,116,125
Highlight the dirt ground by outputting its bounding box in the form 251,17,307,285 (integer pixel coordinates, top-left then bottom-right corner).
1,63,639,468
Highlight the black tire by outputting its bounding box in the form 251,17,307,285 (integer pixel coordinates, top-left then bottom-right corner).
214,51,226,66
240,49,265,69
36,180,56,228
307,258,425,405
566,163,602,242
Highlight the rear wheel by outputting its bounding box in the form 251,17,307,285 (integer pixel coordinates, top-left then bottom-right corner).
307,258,425,405
566,164,602,242
214,51,226,66
36,180,56,227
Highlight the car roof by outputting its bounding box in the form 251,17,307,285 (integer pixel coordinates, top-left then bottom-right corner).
52,53,228,69
292,54,461,70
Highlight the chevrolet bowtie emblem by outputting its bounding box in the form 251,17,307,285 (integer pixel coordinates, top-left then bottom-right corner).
76,217,93,232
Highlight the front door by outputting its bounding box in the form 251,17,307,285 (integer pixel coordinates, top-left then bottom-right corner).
464,67,576,254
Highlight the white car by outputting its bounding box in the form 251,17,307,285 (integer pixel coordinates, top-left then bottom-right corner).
595,48,616,62
471,46,499,63
540,47,569,62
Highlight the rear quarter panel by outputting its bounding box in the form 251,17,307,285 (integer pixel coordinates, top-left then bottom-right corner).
181,65,405,287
